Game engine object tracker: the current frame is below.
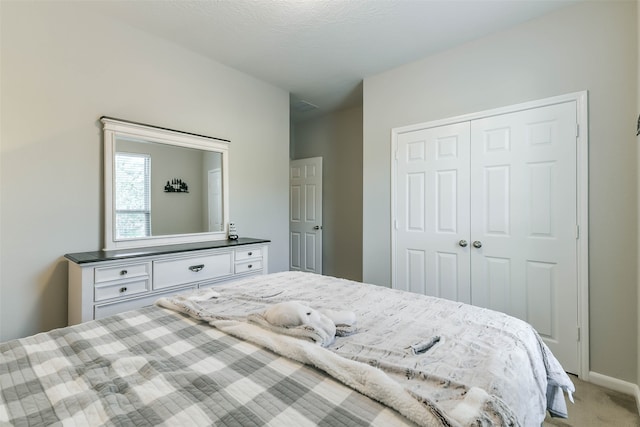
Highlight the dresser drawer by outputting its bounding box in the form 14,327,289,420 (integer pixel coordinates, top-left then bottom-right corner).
94,278,150,302
153,251,233,290
235,259,263,274
94,285,196,320
94,262,150,284
235,247,263,261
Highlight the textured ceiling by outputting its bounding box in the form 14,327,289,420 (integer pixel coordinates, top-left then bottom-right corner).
81,0,580,122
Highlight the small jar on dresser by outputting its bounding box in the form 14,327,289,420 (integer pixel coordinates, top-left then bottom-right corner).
65,238,270,325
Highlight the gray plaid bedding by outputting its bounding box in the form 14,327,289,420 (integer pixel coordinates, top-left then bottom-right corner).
0,305,415,426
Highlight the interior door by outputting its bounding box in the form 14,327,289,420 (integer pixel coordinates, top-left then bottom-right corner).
289,157,323,273
394,122,471,302
469,102,578,373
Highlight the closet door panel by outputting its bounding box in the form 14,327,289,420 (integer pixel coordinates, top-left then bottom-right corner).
483,165,511,235
395,123,471,303
470,102,578,373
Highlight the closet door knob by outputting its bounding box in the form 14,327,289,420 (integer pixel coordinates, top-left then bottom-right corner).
458,240,468,247
472,241,482,248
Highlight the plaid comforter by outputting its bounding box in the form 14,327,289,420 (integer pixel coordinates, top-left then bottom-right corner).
0,305,414,426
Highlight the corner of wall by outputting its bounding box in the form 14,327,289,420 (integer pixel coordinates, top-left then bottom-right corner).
0,2,4,342
636,0,640,398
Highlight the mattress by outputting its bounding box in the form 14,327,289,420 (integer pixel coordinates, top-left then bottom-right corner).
0,271,574,426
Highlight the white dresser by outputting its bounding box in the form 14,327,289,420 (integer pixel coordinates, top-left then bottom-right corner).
66,238,269,325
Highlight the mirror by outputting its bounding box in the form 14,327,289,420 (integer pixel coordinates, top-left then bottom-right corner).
102,117,229,250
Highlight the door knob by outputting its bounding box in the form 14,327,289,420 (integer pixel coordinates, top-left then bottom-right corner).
458,240,468,247
313,225,322,230
472,241,482,248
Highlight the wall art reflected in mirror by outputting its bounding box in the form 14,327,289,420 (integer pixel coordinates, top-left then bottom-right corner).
102,117,229,250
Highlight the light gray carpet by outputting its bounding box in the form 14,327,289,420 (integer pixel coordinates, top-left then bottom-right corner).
544,375,639,426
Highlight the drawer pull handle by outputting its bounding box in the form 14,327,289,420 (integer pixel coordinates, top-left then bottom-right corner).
248,252,253,256
119,287,127,293
247,264,253,269
189,264,205,272
120,270,128,276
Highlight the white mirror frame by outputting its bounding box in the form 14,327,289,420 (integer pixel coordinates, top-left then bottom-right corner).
102,117,230,250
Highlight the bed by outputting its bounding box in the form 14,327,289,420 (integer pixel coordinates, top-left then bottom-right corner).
0,271,574,426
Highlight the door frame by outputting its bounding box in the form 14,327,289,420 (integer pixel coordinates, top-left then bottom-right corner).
391,91,589,379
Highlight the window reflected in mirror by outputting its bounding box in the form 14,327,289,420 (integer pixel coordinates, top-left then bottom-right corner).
115,152,151,239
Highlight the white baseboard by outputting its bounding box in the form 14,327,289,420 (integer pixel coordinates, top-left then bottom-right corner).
587,371,640,414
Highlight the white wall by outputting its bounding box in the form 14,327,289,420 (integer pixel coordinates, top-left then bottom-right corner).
293,107,363,281
0,2,290,341
363,1,638,383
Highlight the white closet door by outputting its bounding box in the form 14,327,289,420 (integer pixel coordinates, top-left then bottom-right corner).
469,102,578,373
395,122,471,302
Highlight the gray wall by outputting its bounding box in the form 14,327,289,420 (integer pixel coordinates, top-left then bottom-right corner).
363,1,638,383
292,107,363,281
0,2,290,341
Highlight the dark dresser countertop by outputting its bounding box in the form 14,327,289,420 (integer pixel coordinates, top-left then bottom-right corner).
64,238,271,264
